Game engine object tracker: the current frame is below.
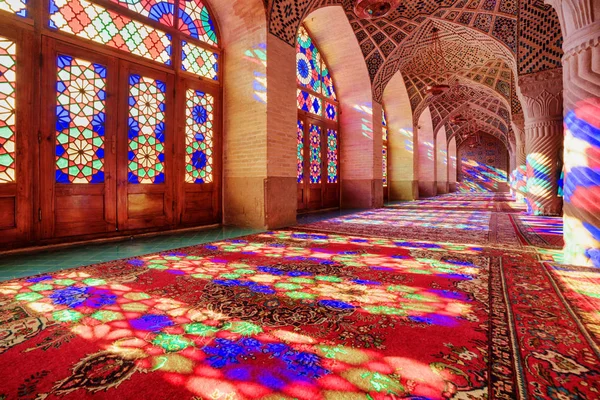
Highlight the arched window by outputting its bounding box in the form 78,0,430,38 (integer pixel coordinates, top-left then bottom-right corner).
0,0,221,246
296,25,339,211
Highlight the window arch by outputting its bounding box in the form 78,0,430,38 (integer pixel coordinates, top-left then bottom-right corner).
0,0,222,245
296,24,339,211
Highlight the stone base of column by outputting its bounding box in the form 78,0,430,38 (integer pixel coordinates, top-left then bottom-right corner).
389,180,418,201
341,179,384,209
449,183,457,192
437,181,449,194
418,181,437,198
224,176,297,229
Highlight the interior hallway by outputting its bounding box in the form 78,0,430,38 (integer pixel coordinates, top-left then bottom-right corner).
0,193,597,399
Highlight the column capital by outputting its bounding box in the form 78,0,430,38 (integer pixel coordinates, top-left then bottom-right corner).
518,69,563,123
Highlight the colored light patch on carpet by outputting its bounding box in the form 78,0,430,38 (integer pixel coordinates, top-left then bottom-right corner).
0,231,497,399
511,214,564,249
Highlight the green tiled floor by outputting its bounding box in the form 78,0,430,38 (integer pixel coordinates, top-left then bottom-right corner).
0,208,364,282
0,226,261,282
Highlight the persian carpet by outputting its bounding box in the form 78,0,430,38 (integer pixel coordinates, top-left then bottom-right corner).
0,230,598,399
510,214,565,249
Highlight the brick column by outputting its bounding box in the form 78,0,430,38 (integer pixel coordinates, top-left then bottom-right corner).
518,69,564,215
448,137,457,192
547,0,600,266
510,113,527,201
436,126,448,194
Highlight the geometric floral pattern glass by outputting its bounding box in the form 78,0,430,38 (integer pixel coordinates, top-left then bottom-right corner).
297,119,304,184
327,129,338,183
181,41,218,80
128,75,166,184
108,0,175,26
55,55,106,184
49,0,172,65
178,0,218,46
0,0,27,17
0,36,16,183
185,89,213,184
296,26,320,94
310,124,321,184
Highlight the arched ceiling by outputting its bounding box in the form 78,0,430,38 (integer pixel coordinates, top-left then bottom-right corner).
266,0,562,147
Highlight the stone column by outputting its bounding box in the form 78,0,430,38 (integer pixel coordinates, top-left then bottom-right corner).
547,0,600,267
510,113,527,201
518,69,564,215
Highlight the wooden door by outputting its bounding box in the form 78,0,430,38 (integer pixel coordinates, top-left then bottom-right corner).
0,25,33,247
175,77,221,226
297,116,340,212
40,39,118,239
116,61,174,231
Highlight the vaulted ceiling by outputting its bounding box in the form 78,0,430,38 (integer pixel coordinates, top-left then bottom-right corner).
265,0,563,148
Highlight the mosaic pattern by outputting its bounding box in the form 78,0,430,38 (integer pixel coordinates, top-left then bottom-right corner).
127,75,166,184
0,35,16,183
297,89,322,116
325,103,337,121
181,41,218,80
309,124,321,184
49,0,172,65
321,60,336,100
109,0,175,26
296,26,321,93
0,0,27,17
184,89,213,184
458,134,508,192
178,0,218,46
326,128,337,184
55,55,106,184
297,119,304,184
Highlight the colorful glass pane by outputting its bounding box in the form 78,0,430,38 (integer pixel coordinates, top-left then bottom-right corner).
325,103,337,121
0,0,27,17
0,36,16,183
383,145,388,187
297,89,322,116
321,62,336,100
127,74,166,184
297,120,304,184
185,89,213,184
49,0,172,65
382,108,388,141
178,0,218,46
309,124,321,184
181,41,218,80
296,26,321,93
55,55,106,184
327,129,338,184
109,0,174,26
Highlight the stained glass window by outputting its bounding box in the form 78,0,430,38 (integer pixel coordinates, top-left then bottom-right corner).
322,63,336,100
181,41,218,80
296,26,321,93
382,109,388,141
178,0,218,46
327,129,338,184
0,36,16,184
128,74,166,184
49,0,172,65
325,103,337,121
0,0,27,17
185,89,213,184
297,120,304,184
309,124,321,184
109,0,174,26
383,146,388,187
297,89,322,116
55,55,106,184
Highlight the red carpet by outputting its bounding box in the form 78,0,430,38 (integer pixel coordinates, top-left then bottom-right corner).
0,195,598,399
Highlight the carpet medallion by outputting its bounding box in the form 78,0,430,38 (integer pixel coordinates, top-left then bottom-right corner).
0,231,598,399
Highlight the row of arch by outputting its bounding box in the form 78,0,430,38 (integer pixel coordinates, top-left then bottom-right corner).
0,0,547,250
